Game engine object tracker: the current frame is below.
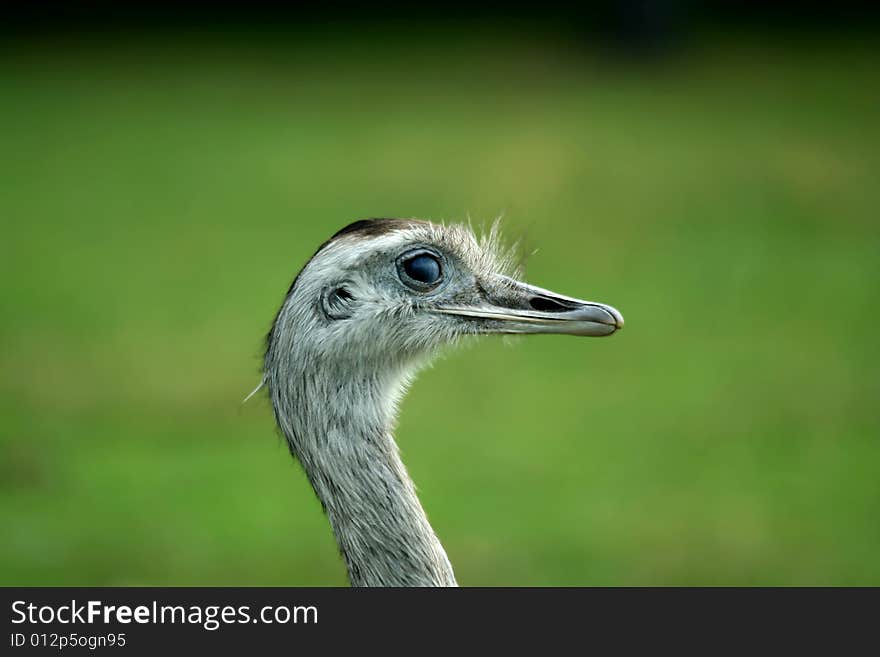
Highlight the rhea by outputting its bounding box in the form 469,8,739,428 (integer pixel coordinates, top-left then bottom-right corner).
263,218,623,586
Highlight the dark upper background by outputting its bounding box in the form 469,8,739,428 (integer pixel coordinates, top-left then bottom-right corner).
1,4,878,585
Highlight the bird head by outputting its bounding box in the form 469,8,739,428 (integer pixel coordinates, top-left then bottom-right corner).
266,218,623,372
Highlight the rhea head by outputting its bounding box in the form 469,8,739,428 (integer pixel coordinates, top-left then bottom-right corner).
266,218,623,374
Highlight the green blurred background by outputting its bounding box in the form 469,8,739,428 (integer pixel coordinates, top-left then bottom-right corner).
1,10,878,585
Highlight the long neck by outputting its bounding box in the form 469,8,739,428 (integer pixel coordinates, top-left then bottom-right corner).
267,357,457,587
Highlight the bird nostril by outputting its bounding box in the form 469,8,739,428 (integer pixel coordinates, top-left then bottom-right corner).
529,296,570,312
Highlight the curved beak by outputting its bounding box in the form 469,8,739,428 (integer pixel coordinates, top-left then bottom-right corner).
433,275,624,337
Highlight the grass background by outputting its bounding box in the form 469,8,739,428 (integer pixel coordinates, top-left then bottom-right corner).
1,25,878,585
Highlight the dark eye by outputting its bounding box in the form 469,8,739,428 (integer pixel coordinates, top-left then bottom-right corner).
400,252,442,287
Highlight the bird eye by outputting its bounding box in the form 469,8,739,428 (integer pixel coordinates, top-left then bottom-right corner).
399,251,443,288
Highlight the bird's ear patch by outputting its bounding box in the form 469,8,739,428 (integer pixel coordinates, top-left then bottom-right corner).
321,284,357,320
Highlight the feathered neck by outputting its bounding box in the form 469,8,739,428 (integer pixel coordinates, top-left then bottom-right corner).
265,345,457,587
